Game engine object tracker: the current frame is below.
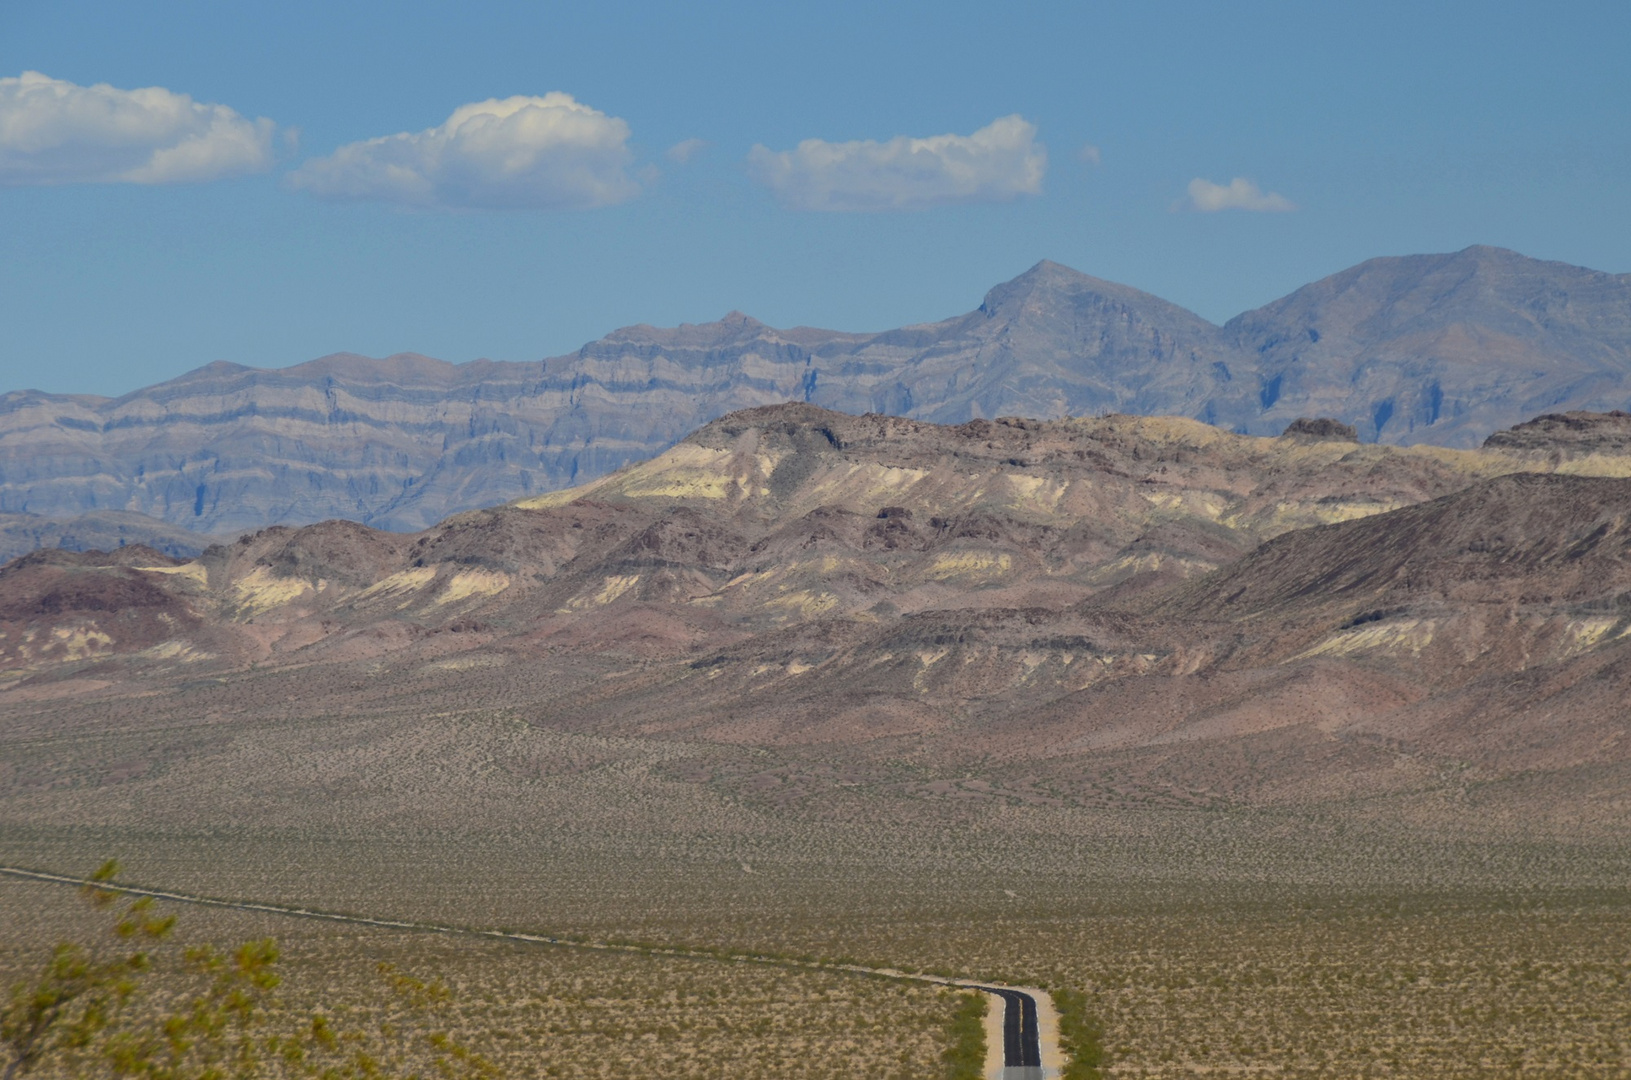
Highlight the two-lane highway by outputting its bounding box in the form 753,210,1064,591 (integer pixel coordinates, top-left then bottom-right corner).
974,985,1044,1079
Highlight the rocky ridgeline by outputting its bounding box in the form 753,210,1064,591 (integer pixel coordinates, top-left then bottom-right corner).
0,246,1627,536
1482,410,1631,455
1,403,1629,815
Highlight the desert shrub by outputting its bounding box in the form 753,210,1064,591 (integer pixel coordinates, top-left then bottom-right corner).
0,863,494,1080
940,990,985,1079
1052,988,1105,1079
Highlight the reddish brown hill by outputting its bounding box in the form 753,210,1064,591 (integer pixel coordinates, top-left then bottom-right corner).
1156,472,1631,622
0,406,1628,830
0,545,201,671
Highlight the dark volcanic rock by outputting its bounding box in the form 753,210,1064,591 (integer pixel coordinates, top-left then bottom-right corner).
1155,472,1631,621
1280,417,1359,442
0,543,199,663
1482,410,1631,455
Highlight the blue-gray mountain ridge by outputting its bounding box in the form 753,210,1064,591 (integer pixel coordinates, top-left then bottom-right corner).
1,244,1627,536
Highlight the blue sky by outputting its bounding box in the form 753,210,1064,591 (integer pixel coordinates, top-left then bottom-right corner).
1,0,1627,395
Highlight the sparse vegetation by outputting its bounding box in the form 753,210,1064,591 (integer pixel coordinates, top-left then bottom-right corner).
5,850,1627,1078
939,991,985,1079
1052,988,1104,1079
1,866,506,1080
0,872,960,1079
2,861,179,1080
2,408,1629,1079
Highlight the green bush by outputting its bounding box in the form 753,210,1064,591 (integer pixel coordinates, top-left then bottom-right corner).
1,862,497,1080
940,991,986,1079
1052,988,1106,1080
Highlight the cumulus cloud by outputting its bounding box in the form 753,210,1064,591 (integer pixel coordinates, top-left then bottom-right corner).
746,115,1045,212
665,137,707,164
0,71,275,185
288,93,639,210
1182,176,1295,212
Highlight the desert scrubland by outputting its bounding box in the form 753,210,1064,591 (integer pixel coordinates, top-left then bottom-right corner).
3,689,1627,1077
4,406,1631,1076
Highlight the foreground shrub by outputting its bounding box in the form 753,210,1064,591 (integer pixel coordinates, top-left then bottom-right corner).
1052,988,1105,1079
1,862,494,1080
940,990,986,1079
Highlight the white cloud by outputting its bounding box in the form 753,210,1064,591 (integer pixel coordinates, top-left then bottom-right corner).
288,93,639,210
0,71,275,185
746,115,1046,212
1182,176,1296,212
666,137,707,164
1078,143,1102,166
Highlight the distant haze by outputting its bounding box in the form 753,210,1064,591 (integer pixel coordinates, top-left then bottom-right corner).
0,246,1627,535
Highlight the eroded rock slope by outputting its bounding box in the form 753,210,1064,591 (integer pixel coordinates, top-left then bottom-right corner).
1,405,1628,827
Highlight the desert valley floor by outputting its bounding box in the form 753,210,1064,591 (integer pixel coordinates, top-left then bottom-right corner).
2,405,1630,1077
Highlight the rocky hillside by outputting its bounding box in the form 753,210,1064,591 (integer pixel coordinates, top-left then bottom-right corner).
1482,409,1631,456
1,246,1627,539
1,405,1627,825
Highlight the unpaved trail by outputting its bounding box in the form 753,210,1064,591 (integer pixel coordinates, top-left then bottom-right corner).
0,865,1064,1076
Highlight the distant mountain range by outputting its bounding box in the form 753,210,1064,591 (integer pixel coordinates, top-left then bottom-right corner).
0,511,217,564
1,244,1627,536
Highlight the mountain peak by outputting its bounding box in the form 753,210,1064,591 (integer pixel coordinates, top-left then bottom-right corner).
997,259,1108,294
1456,243,1521,259
597,309,778,349
1225,246,1631,445
977,259,1223,333
5,246,1631,537
1019,258,1086,280
1331,244,1605,285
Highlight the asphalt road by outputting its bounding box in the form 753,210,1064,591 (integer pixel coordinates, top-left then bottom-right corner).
975,985,1044,1077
